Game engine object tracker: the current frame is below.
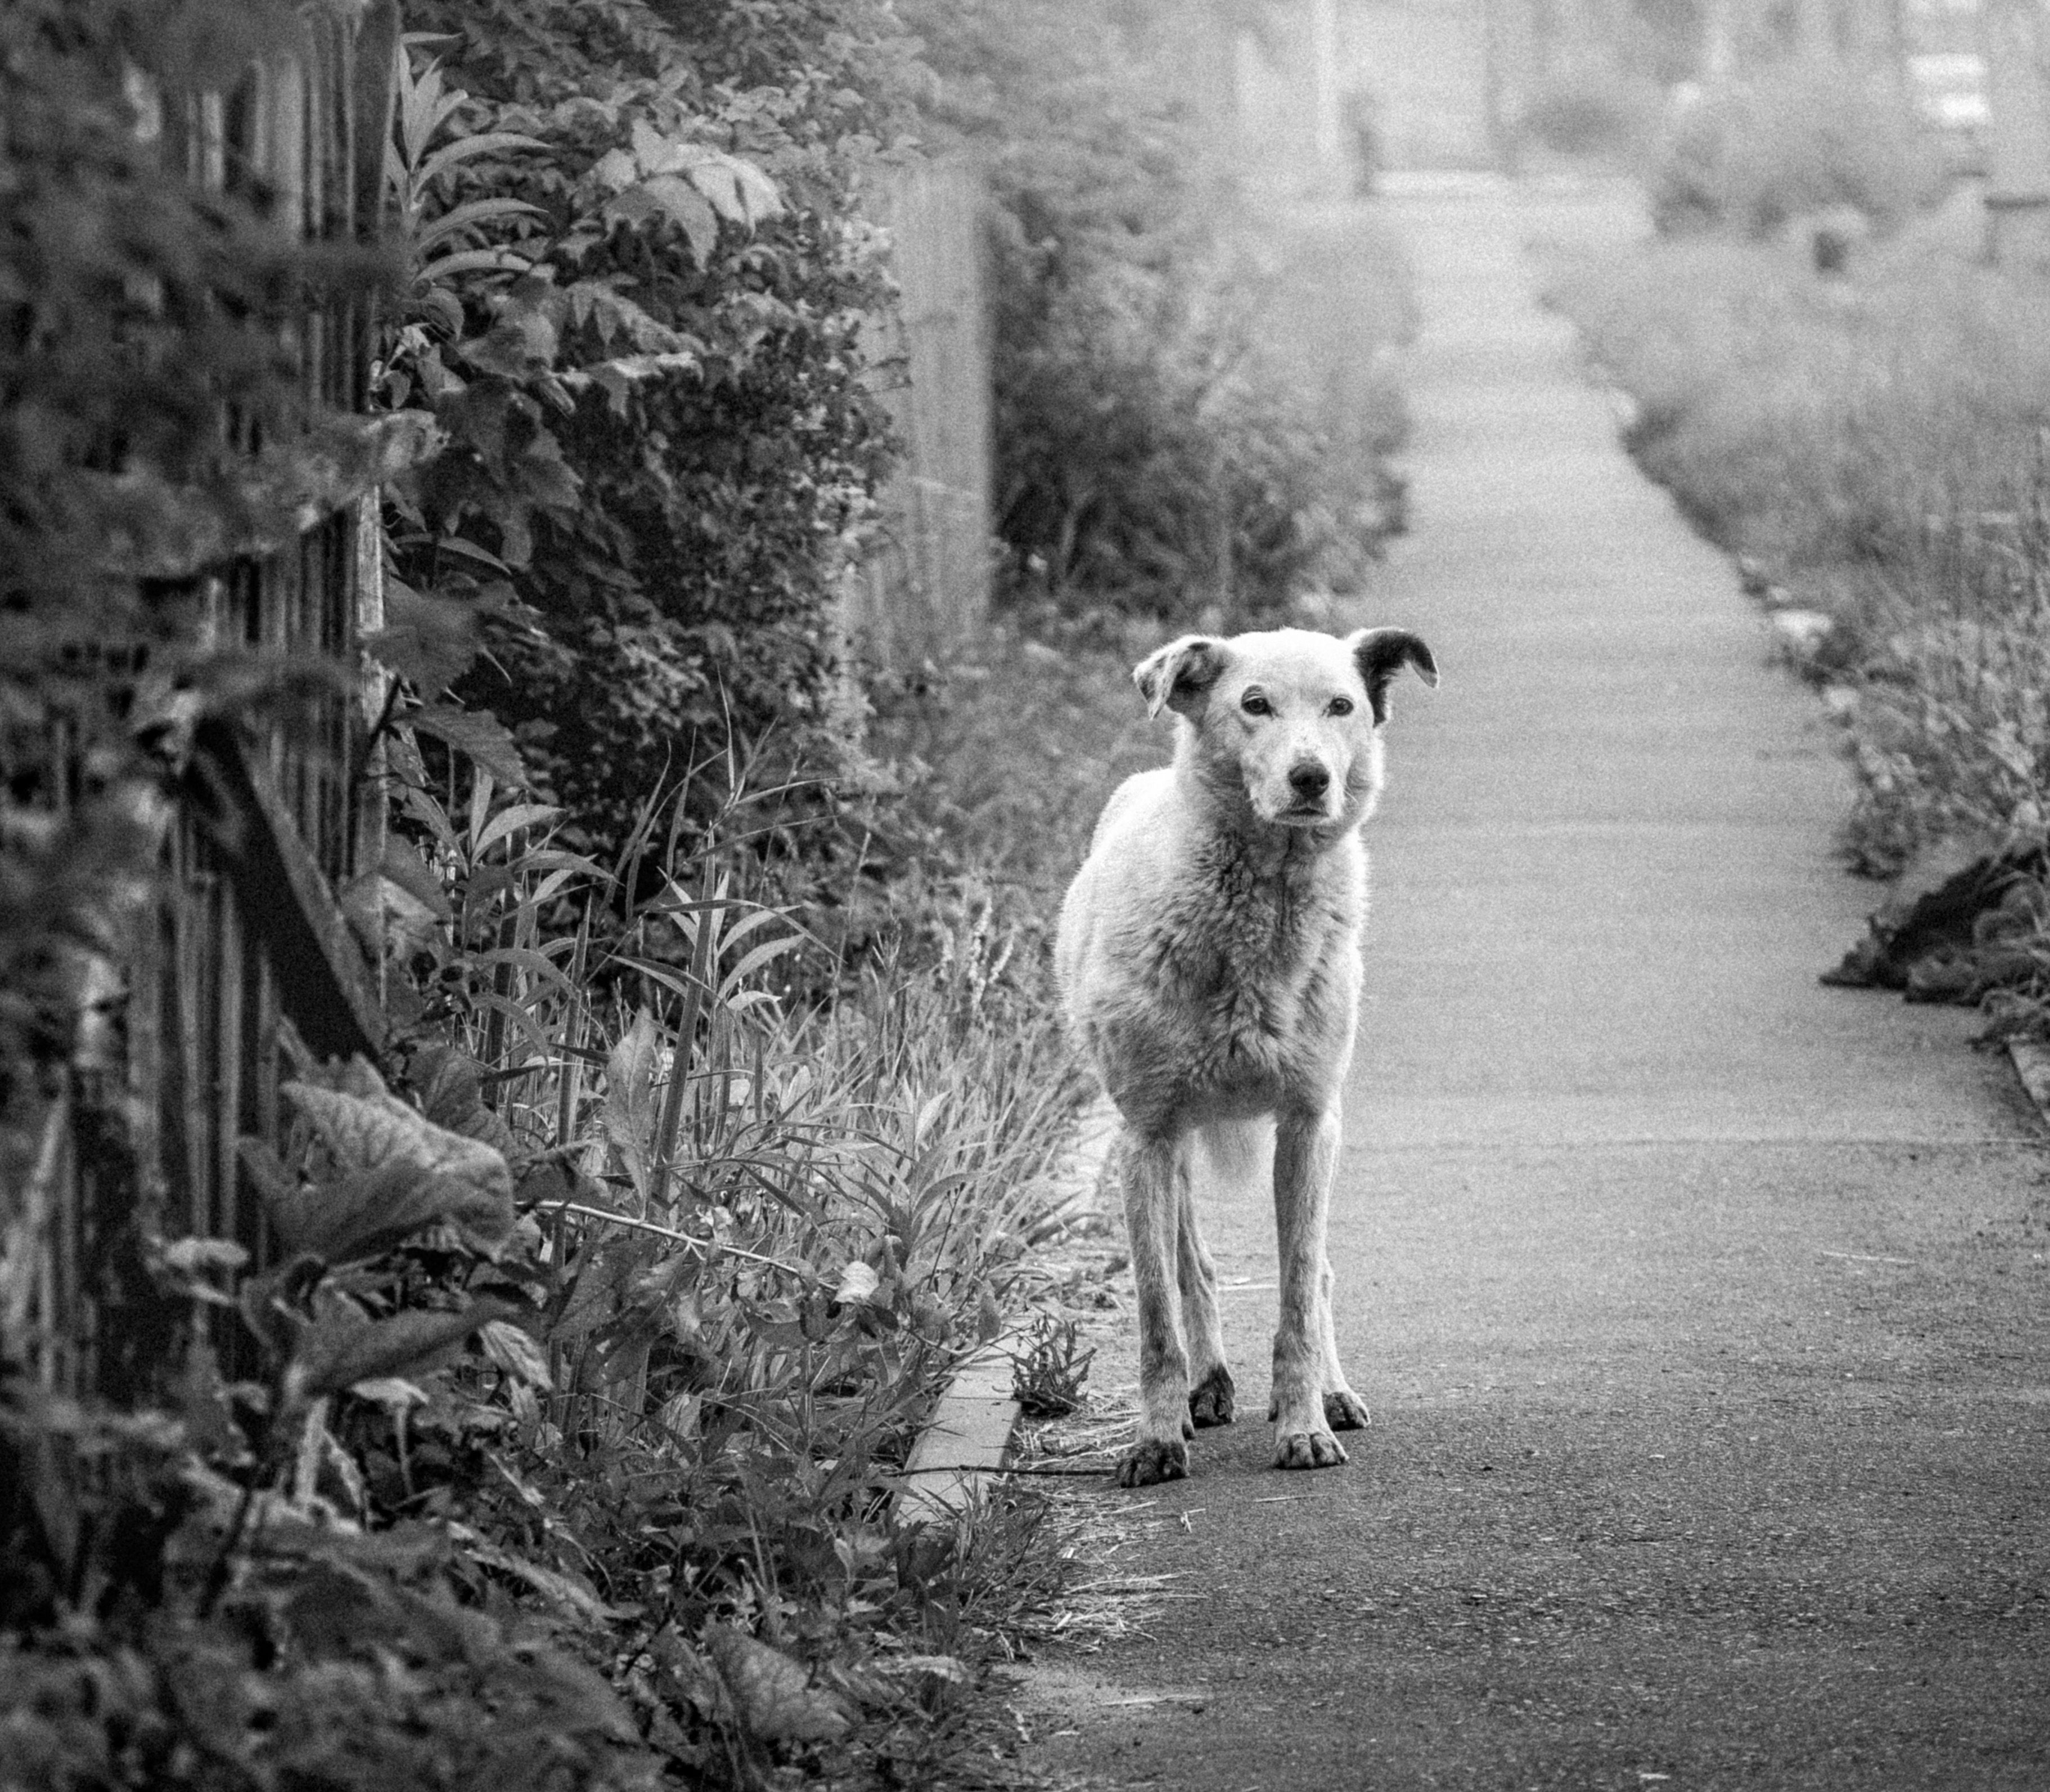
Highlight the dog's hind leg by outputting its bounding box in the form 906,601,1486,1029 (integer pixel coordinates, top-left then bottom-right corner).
1270,1105,1348,1470
1117,1129,1193,1487
1178,1135,1233,1428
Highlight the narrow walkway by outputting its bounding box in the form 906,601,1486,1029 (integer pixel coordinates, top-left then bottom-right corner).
1020,181,2050,1788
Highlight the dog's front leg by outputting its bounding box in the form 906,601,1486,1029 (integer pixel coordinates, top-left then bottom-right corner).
1271,1106,1348,1470
1176,1162,1234,1428
1317,1252,1371,1431
1118,1130,1193,1486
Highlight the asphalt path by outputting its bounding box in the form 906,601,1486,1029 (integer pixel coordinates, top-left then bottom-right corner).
1015,178,2050,1789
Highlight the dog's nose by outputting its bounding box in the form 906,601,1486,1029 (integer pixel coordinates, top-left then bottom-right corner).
1288,761,1330,799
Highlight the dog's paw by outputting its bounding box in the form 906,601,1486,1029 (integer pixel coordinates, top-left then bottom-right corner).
1116,1436,1190,1487
1188,1365,1236,1428
1273,1427,1348,1471
1323,1389,1371,1431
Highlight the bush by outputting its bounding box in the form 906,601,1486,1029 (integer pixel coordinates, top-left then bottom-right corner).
1651,66,1946,240
902,0,1407,622
1516,63,1666,166
383,0,916,863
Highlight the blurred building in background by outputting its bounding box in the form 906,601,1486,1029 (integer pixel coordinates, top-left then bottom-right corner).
1155,0,2006,194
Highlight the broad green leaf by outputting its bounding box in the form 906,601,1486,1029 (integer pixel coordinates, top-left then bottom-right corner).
377,838,451,919
479,1317,553,1389
628,117,682,175
414,196,544,256
473,802,562,859
290,1302,513,1403
706,1628,850,1742
277,1074,515,1259
592,146,638,192
363,579,480,694
833,1261,879,1305
408,704,530,786
604,178,719,263
420,130,548,169
603,1009,663,1199
421,247,535,280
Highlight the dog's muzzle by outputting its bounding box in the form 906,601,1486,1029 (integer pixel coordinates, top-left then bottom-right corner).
1279,759,1333,821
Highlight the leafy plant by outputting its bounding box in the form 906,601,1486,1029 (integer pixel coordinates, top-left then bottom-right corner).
376,0,911,867
1010,1313,1092,1419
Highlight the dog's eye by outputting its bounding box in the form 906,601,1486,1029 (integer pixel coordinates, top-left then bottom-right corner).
1328,696,1355,717
1241,692,1271,717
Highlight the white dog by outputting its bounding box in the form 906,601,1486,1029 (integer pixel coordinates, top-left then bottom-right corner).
1056,625,1436,1486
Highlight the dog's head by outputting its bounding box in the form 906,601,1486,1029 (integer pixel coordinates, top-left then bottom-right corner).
1134,626,1438,831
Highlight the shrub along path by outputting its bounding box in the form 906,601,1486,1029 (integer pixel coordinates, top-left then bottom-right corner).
1014,177,2050,1787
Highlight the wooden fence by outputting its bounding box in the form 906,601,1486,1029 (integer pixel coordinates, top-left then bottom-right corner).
20,6,399,1400
848,158,992,668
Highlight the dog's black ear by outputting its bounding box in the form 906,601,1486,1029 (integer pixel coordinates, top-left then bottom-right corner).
1347,628,1438,724
1133,635,1227,719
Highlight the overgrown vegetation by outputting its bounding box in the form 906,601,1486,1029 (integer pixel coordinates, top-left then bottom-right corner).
376,0,914,869
0,1,1083,1783
1547,132,2050,1034
1650,65,1945,242
2,766,1087,1784
902,0,1408,622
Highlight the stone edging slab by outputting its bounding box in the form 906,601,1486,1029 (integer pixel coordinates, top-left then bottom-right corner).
897,1096,1122,1526
2008,1039,2050,1127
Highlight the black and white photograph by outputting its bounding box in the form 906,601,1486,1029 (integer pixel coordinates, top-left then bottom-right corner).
3,1,2044,1786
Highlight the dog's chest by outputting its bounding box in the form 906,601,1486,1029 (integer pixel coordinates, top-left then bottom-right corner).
1139,839,1361,1071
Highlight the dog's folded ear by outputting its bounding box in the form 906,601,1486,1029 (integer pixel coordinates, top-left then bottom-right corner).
1134,635,1228,719
1347,628,1438,724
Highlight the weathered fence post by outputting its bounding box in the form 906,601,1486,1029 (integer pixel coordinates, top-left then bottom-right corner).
849,158,992,672
1982,0,2050,270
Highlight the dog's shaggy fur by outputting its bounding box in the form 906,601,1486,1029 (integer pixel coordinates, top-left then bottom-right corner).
1056,625,1436,1486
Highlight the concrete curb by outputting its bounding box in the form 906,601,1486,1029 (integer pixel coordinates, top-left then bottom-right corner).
2007,1039,2050,1128
897,1096,1121,1525
897,1338,1024,1526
